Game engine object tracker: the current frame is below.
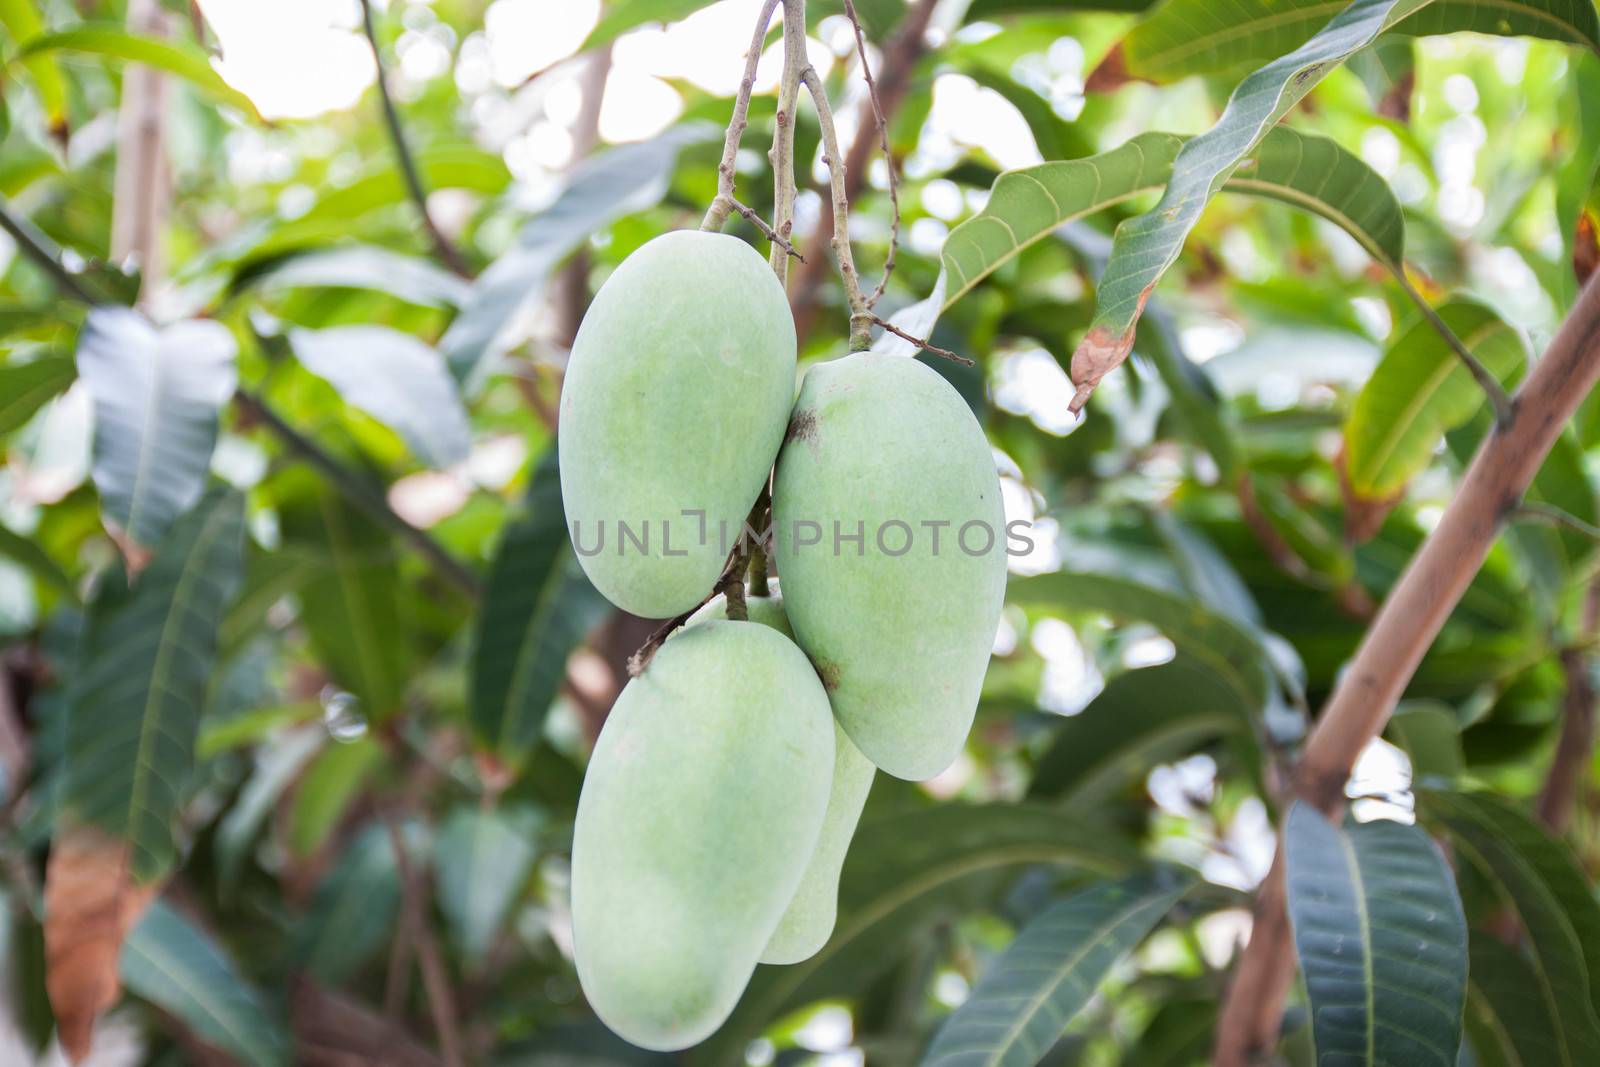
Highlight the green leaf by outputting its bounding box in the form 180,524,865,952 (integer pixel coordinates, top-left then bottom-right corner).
0,521,76,602
443,122,719,387
0,0,69,133
1465,935,1568,1067
16,25,263,120
1384,704,1463,784
1124,0,1600,81
1073,0,1432,407
920,871,1189,1067
1029,655,1247,803
278,476,410,719
121,900,289,1067
214,727,323,892
1008,570,1274,712
0,354,75,436
76,308,239,549
237,245,471,309
63,487,246,881
434,805,540,965
287,326,471,468
580,0,719,51
286,736,383,859
888,128,1403,369
1344,300,1527,498
470,448,609,763
1284,804,1467,1067
1420,789,1600,1063
293,822,409,983
690,804,1137,1066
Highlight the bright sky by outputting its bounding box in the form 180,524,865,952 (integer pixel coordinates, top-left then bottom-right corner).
196,0,1043,169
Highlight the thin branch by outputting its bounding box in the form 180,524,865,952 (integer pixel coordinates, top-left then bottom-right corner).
1536,585,1600,833
767,0,806,282
801,64,873,349
869,314,972,365
1213,272,1600,1067
1397,272,1516,424
729,198,804,261
234,389,483,600
790,0,937,341
1514,500,1600,544
701,0,781,233
0,197,100,304
382,811,463,1067
841,0,899,307
358,0,470,277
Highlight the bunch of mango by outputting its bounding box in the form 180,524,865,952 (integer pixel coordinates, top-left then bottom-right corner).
558,231,1007,1049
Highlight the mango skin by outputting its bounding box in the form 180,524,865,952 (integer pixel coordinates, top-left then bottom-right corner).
772,353,1007,780
559,230,797,618
570,620,833,1050
686,583,876,964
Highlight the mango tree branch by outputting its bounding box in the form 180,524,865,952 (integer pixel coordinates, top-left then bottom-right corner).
767,0,806,281
800,65,874,349
791,0,936,340
1212,272,1600,1067
358,0,470,277
701,0,781,234
841,0,898,307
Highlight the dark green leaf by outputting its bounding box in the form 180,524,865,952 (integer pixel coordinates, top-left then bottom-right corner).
1421,790,1600,1062
1284,804,1467,1067
920,871,1189,1067
470,448,608,763
121,899,290,1067
0,354,75,435
76,308,238,548
691,804,1137,1065
0,521,76,601
63,487,246,881
287,326,471,468
1029,655,1246,802
293,822,409,983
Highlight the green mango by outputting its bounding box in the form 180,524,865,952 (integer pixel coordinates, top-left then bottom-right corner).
772,353,1007,780
559,230,797,618
571,620,833,1050
686,583,876,964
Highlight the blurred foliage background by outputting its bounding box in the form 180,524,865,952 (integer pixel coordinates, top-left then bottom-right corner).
2,0,1600,1064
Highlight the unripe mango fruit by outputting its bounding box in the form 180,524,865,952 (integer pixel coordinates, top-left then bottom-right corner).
772,353,1007,780
686,583,876,964
570,620,833,1050
559,230,797,618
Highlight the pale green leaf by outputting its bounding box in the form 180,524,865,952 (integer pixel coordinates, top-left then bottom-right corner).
77,308,238,549
434,805,540,964
1344,299,1527,498
0,354,75,436
16,25,263,120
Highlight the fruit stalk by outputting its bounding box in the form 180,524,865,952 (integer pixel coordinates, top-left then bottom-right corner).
701,0,781,235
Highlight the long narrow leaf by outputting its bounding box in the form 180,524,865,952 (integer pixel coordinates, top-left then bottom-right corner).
64,488,246,881
16,25,262,119
1069,0,1432,412
1284,804,1467,1067
920,872,1189,1067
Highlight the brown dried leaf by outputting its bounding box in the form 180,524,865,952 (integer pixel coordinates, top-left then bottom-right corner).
44,824,161,1063
102,521,153,580
1068,322,1138,414
1084,42,1134,95
1377,68,1415,122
